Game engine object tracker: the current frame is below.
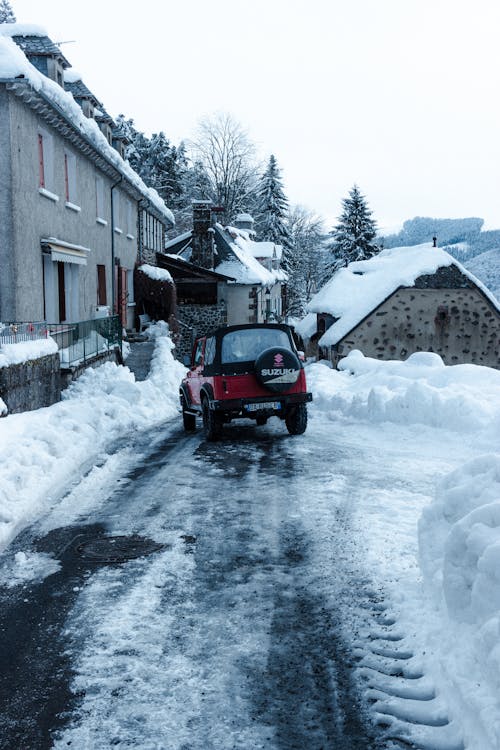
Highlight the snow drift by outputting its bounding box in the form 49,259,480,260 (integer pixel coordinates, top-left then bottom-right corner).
0,323,185,552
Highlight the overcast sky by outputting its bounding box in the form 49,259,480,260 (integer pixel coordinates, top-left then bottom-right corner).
12,0,500,232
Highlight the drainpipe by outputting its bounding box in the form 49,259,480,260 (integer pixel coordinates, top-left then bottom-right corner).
110,176,123,314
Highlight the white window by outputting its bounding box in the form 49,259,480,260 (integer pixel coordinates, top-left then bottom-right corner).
64,151,78,208
37,129,55,195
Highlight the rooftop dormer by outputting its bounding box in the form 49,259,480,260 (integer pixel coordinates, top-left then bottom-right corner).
11,32,70,87
64,72,102,119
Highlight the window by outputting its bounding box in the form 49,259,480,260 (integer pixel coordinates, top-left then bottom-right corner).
221,328,290,363
37,129,55,193
64,151,78,205
96,176,106,222
97,265,107,306
204,337,215,366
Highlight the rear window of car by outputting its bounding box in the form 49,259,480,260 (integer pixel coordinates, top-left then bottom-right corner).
221,328,291,363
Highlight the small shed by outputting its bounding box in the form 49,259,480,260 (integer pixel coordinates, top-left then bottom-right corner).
305,243,500,369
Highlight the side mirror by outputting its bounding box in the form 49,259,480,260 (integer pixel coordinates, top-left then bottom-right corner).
297,350,305,362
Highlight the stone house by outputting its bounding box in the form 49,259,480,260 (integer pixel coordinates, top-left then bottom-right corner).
158,202,286,359
304,243,500,369
0,24,174,333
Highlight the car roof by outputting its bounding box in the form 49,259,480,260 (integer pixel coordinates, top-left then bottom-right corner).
202,323,292,339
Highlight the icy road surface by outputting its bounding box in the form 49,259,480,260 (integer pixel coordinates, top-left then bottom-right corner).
0,412,471,750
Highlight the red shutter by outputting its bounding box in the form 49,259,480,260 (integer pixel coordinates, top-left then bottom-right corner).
38,134,45,187
64,153,69,201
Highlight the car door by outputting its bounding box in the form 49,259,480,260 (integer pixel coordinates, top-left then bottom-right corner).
186,338,205,406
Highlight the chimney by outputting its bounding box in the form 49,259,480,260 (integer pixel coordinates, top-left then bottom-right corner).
191,201,214,269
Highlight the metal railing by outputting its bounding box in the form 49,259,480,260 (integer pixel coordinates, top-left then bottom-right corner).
0,321,49,344
0,316,122,368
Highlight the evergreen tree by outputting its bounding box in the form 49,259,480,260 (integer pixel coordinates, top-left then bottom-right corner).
255,155,291,249
327,185,379,274
0,0,16,23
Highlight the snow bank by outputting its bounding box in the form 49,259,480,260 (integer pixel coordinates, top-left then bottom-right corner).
0,337,58,367
418,456,500,748
307,350,500,434
0,323,185,552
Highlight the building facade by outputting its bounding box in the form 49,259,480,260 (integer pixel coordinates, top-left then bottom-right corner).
0,26,173,331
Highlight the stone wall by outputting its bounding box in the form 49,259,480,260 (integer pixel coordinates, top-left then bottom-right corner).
0,353,61,415
175,303,227,360
330,284,500,368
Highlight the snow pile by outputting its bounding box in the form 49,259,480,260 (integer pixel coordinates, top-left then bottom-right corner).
306,243,499,346
0,550,61,588
0,337,58,367
138,264,173,283
307,350,500,434
0,323,185,552
0,33,173,224
418,456,500,747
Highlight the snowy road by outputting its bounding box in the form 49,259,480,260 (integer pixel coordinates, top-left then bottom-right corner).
0,409,475,750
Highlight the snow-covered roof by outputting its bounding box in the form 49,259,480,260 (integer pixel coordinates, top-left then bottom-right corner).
164,231,191,250
307,243,500,347
0,34,174,226
234,213,254,223
216,225,286,286
0,23,48,38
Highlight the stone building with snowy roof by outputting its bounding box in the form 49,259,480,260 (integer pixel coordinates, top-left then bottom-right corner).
158,203,286,358
0,24,174,332
303,243,500,369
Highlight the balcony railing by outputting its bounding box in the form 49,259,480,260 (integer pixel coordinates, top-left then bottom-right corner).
0,317,122,368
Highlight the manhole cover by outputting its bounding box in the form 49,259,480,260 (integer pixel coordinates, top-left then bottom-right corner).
75,535,165,563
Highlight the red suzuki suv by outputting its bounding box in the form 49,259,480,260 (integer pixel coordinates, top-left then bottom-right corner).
179,323,312,440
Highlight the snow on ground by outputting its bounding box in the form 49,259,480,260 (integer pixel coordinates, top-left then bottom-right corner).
0,323,185,554
1,323,500,747
307,351,500,749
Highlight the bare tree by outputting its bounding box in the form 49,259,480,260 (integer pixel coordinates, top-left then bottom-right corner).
285,205,328,316
189,113,259,223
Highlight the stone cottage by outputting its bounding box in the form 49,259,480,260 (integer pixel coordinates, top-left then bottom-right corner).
158,202,286,359
305,243,500,369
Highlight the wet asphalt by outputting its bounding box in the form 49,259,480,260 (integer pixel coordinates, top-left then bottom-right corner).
0,418,387,750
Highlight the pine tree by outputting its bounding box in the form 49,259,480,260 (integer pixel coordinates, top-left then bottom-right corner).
255,155,291,250
0,0,16,23
327,185,379,274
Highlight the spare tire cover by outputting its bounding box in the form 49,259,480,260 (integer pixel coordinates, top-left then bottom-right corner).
255,347,301,393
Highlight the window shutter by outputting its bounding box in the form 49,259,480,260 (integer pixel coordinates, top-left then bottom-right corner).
38,134,45,187
64,154,69,201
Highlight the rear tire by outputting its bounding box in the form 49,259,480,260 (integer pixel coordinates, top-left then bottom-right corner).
202,398,222,441
181,396,196,432
285,403,308,435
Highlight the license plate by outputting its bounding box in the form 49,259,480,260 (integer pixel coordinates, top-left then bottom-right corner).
245,402,281,411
